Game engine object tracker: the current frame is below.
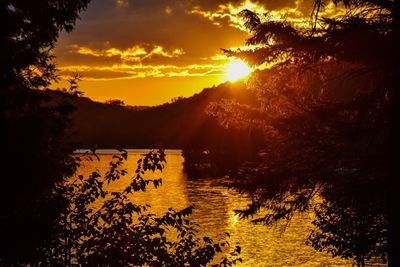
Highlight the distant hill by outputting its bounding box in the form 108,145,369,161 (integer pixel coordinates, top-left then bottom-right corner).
70,81,264,175
71,81,261,149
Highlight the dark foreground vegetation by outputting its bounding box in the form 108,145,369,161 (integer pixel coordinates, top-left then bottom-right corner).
0,0,241,265
1,0,399,266
1,0,90,263
208,0,400,266
47,149,241,266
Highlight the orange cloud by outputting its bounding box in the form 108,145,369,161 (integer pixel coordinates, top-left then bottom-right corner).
58,63,225,80
189,1,272,31
188,0,330,31
62,42,270,82
71,44,185,62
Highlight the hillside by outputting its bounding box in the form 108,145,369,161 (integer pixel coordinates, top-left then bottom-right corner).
70,81,264,175
71,81,260,149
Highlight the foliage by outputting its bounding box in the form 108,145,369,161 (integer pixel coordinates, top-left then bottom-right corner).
210,0,400,265
44,150,241,266
1,0,91,88
0,0,90,263
171,96,185,103
0,77,83,264
307,198,387,267
106,99,126,106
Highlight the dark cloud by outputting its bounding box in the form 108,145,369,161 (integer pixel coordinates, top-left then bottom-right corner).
55,0,318,70
55,0,249,68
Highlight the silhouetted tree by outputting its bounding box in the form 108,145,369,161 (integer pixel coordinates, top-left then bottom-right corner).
106,99,126,106
0,2,243,265
210,0,399,265
0,0,90,263
308,196,387,267
171,96,185,103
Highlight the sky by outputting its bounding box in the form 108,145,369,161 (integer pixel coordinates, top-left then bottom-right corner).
54,0,321,106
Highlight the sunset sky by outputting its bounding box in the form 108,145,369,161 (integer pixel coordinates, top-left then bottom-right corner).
54,0,321,106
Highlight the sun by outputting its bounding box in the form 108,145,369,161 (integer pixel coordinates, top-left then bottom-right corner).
225,60,252,82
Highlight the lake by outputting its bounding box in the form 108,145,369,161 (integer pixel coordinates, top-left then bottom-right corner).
75,149,351,266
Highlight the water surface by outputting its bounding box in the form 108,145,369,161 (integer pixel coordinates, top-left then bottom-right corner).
75,149,351,266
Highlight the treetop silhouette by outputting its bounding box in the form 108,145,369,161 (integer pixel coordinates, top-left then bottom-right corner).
210,0,400,266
